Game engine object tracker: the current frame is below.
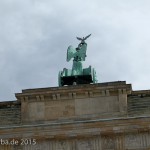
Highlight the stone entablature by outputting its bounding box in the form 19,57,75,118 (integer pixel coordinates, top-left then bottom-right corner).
0,116,150,149
0,116,150,139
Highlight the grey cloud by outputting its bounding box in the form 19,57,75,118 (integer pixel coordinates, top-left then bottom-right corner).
0,0,150,100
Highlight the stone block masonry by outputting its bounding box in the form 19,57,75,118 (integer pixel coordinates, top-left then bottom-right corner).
0,101,21,126
0,81,150,149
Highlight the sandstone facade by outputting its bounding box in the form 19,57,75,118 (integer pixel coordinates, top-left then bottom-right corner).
0,81,150,149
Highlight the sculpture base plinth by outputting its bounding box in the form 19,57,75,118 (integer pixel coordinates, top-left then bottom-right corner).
60,75,93,86
58,66,97,86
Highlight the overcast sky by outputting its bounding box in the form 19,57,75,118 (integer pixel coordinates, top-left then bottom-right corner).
0,0,150,101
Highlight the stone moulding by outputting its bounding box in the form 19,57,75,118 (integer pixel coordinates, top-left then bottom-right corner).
15,81,132,102
0,116,150,139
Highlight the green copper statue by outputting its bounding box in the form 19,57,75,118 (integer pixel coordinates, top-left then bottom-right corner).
58,34,98,86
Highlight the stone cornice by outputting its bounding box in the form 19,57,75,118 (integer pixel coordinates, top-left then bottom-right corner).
15,81,132,102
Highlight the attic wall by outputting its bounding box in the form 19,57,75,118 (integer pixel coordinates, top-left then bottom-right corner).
0,101,21,126
128,93,150,116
